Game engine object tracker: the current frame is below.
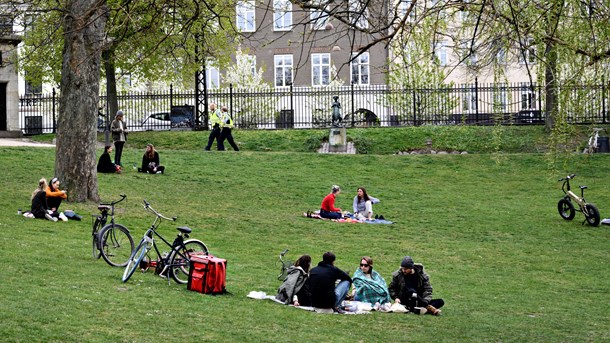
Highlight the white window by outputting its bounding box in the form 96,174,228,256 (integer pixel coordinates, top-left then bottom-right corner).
434,42,447,66
207,64,220,89
496,47,507,64
274,55,293,87
236,0,255,32
247,55,257,77
520,39,536,64
460,40,476,66
399,0,416,22
273,0,292,31
311,6,329,30
351,52,369,85
520,83,536,109
349,0,369,29
312,53,331,86
461,86,477,112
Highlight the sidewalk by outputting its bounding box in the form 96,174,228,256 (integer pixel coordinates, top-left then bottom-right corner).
0,138,55,147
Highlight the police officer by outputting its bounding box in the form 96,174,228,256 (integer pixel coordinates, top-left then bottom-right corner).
204,103,222,151
218,106,239,151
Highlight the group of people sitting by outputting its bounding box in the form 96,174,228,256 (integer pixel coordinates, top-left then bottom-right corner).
97,143,165,174
30,177,69,222
276,252,444,315
319,185,382,221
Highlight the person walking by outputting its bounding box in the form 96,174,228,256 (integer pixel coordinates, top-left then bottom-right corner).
204,103,222,151
111,110,128,166
388,256,444,315
309,252,352,313
218,106,239,151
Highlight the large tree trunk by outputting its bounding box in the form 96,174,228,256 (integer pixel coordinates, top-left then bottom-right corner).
56,0,108,203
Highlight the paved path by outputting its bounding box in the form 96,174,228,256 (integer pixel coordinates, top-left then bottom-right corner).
0,138,55,147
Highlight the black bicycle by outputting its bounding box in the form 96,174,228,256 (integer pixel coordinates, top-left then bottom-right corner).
122,200,208,284
91,194,134,267
276,249,292,281
558,174,600,227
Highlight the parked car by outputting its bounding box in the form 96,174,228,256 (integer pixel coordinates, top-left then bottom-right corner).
140,112,171,131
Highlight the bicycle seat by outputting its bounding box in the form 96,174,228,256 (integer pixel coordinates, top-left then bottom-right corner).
580,186,588,190
176,226,192,234
97,204,111,211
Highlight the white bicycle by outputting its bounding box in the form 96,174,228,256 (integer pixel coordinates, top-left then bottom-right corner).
583,128,606,154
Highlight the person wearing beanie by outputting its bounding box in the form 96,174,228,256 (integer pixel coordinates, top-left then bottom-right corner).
388,256,445,315
319,185,342,219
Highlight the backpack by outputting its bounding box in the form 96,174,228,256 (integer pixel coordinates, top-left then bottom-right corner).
187,254,227,294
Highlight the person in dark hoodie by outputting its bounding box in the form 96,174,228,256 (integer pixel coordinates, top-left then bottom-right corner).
309,251,352,312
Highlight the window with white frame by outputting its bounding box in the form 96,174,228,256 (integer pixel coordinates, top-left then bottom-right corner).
520,83,536,109
461,86,477,112
349,0,369,29
312,53,330,86
247,55,257,77
351,52,369,85
274,55,293,87
273,0,292,31
496,47,507,64
520,39,536,64
236,0,255,32
310,1,329,31
460,40,476,65
207,64,220,89
434,42,448,66
399,0,416,22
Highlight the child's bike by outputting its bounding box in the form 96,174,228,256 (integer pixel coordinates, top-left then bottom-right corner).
558,174,600,227
122,200,208,284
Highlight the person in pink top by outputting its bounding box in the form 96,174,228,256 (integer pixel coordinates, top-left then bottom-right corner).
320,185,342,219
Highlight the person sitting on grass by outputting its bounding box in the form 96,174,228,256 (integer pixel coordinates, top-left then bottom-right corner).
31,178,58,222
309,251,352,313
276,254,312,307
319,185,342,220
352,187,380,221
349,256,391,308
388,256,444,316
97,146,121,174
139,143,165,174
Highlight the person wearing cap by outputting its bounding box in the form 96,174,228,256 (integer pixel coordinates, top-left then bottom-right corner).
204,103,222,151
388,256,444,315
319,185,342,219
45,177,68,221
139,143,165,174
111,110,128,166
309,252,352,313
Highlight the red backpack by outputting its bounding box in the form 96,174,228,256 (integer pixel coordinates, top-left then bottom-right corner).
187,254,227,294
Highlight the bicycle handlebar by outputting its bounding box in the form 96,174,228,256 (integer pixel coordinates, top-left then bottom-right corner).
100,193,127,206
143,199,177,221
559,174,576,181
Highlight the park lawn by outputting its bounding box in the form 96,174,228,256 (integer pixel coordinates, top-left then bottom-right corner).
0,143,609,342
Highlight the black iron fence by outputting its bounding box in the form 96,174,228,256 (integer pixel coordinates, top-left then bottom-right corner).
18,81,609,134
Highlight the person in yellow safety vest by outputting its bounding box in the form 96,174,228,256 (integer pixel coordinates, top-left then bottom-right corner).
218,106,239,151
204,103,222,151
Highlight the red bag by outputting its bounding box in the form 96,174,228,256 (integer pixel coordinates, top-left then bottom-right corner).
187,254,227,294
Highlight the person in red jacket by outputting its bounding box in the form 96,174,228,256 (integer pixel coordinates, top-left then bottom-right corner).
320,185,342,219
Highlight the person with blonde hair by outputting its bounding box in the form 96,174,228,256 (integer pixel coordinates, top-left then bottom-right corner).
31,178,57,221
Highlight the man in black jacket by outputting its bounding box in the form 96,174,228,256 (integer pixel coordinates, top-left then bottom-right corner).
309,252,352,312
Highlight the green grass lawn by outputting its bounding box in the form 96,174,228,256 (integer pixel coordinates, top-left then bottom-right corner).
2,128,610,342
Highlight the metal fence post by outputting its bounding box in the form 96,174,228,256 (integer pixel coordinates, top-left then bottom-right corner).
602,78,607,124
474,77,479,123
351,82,355,127
52,88,56,134
412,88,417,126
170,84,173,109
229,83,233,118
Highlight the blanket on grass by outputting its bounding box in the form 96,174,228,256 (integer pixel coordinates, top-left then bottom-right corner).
303,211,394,224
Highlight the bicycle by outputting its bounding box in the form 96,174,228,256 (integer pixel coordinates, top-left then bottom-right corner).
91,194,134,267
276,249,292,281
558,174,600,227
122,200,208,284
583,128,606,154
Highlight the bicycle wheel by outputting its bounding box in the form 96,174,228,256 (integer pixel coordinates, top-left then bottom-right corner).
168,239,208,284
584,204,600,227
122,239,150,282
99,223,134,267
558,199,575,220
92,217,103,259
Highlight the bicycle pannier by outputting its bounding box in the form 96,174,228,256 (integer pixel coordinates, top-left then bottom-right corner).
187,254,227,294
